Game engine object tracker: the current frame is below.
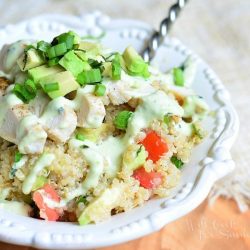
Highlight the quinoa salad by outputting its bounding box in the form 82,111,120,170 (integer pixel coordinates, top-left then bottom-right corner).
0,31,209,225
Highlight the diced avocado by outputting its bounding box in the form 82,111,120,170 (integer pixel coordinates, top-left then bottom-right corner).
102,62,112,77
77,123,114,142
32,176,47,191
78,185,124,225
0,201,31,216
40,71,79,99
17,48,44,71
75,50,88,61
78,42,101,58
59,51,88,77
123,46,150,78
123,145,148,171
28,65,63,83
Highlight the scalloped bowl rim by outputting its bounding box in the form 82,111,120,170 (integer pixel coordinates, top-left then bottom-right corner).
0,13,239,249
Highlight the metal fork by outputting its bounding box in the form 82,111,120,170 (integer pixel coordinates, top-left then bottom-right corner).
142,0,189,62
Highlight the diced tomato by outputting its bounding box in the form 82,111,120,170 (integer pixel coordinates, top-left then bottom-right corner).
33,184,60,221
133,167,163,189
140,131,168,163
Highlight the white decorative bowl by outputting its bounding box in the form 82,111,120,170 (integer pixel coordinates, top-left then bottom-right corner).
0,12,239,249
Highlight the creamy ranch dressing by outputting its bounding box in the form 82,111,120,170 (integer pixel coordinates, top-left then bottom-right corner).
22,153,55,195
9,155,28,179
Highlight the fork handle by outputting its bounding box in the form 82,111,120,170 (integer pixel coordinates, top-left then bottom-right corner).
142,0,189,62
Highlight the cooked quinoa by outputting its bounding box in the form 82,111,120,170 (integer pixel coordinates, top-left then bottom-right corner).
0,31,209,225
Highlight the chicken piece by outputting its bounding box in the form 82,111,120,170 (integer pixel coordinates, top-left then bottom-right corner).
0,104,30,143
40,98,77,143
16,115,47,154
28,90,50,117
0,41,28,73
0,77,10,96
107,83,131,105
75,93,106,128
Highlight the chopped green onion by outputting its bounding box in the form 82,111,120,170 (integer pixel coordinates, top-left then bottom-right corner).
47,43,67,58
25,79,37,94
111,54,121,80
163,115,171,126
114,110,133,130
14,152,23,163
94,84,106,96
48,57,60,67
192,124,204,139
77,196,88,205
77,69,102,85
171,156,184,169
76,133,86,141
57,33,74,50
37,41,50,53
13,84,35,103
173,68,184,86
88,59,102,69
43,82,59,93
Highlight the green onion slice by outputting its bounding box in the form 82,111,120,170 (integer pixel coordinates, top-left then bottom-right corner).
44,82,59,93
173,68,184,86
94,84,106,96
76,133,86,141
37,41,51,53
114,110,133,130
171,156,184,169
25,79,37,94
14,151,23,163
111,54,121,80
77,69,102,85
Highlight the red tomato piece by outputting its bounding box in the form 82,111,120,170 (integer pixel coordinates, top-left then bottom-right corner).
140,131,169,163
33,184,60,221
133,167,163,189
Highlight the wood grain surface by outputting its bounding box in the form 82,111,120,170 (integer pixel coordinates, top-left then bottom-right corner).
1,198,250,250
0,0,249,249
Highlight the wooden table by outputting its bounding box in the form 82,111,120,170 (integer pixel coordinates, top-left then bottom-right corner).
1,198,250,250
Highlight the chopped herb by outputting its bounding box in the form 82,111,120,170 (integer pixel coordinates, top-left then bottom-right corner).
94,84,106,96
173,68,184,86
136,145,143,157
163,115,171,126
192,124,204,139
80,145,89,149
171,156,184,169
14,152,23,163
77,196,88,205
43,82,59,93
76,133,86,141
114,111,133,130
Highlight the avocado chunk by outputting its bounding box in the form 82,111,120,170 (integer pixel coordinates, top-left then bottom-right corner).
78,185,124,225
17,48,44,71
123,144,148,171
40,71,79,99
77,123,114,142
78,41,101,58
59,51,88,77
123,46,150,78
28,65,63,83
